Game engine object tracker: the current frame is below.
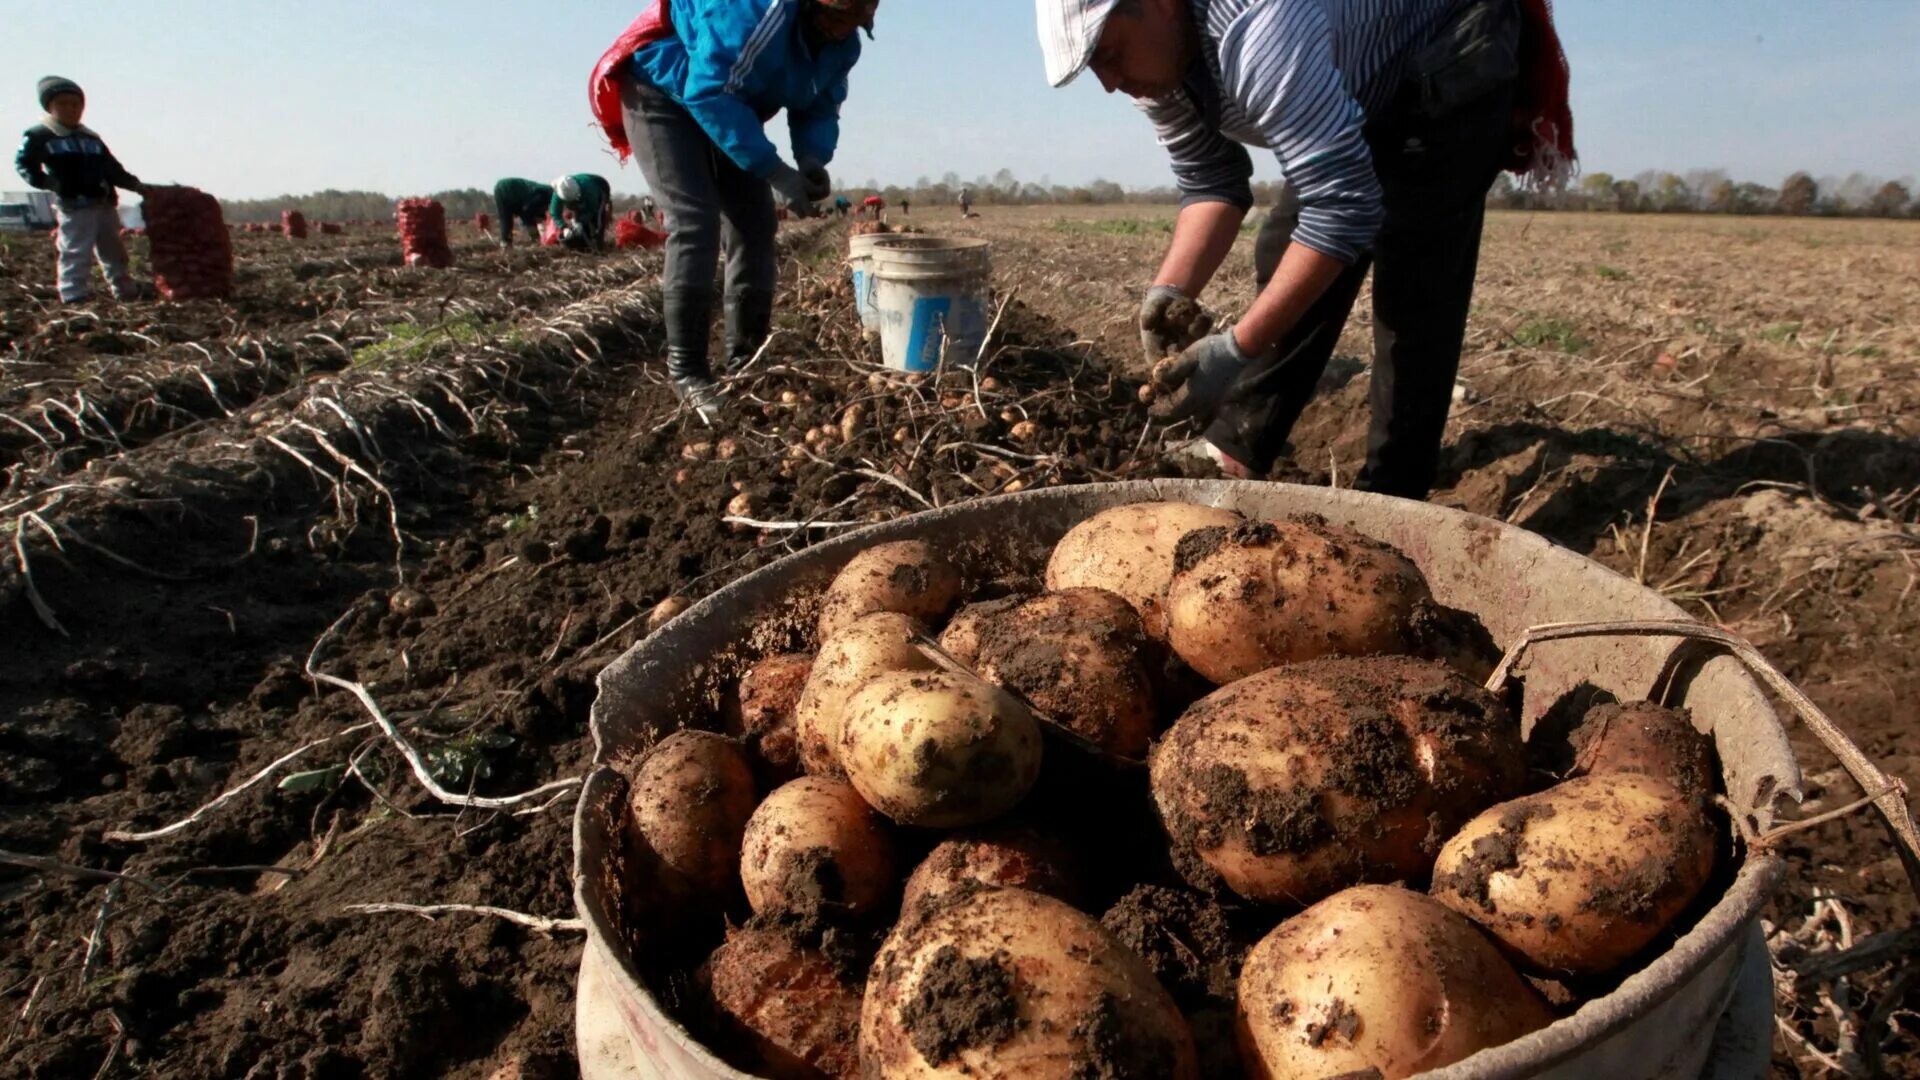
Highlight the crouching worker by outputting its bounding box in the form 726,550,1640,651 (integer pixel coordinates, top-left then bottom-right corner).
590,0,879,419
551,173,614,251
492,177,554,246
15,76,146,304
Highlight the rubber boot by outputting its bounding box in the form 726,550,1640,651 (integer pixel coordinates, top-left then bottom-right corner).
665,289,723,423
722,290,775,374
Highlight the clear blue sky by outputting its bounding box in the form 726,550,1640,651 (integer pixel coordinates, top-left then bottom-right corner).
5,1,1915,200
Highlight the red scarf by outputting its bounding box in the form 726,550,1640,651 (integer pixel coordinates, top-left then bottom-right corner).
590,2,675,163
1510,0,1576,186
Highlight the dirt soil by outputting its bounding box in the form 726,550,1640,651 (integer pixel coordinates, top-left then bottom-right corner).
3,206,1918,1077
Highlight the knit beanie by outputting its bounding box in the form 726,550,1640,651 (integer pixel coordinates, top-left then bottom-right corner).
38,76,83,110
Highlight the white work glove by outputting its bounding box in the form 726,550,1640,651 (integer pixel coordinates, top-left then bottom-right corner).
767,163,819,218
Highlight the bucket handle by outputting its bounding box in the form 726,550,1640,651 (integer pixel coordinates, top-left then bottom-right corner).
1485,618,1920,899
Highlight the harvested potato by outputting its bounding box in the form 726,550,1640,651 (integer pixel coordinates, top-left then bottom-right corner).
741,777,897,918
900,825,1077,912
1430,773,1717,976
1165,517,1433,684
1150,657,1523,905
725,653,814,784
839,671,1043,828
1570,701,1716,802
817,541,962,642
1044,501,1242,640
1238,885,1553,1079
628,731,759,896
796,612,936,778
939,589,1156,758
861,886,1199,1079
706,925,864,1080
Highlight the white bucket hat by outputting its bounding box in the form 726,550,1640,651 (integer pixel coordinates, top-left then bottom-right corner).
1036,0,1120,88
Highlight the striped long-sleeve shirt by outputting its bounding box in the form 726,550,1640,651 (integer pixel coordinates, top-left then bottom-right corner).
1142,0,1458,262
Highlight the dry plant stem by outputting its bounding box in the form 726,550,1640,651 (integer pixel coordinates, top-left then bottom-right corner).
104,721,378,843
1486,618,1920,898
0,850,147,889
1636,465,1676,585
341,902,584,935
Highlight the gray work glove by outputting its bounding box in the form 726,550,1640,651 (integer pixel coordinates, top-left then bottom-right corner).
1149,330,1251,425
797,156,833,202
767,162,819,218
1138,284,1215,366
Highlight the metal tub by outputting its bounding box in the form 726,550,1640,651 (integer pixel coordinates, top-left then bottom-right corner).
575,480,1800,1079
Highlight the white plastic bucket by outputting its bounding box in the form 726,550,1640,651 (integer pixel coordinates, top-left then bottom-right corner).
872,237,992,372
848,234,951,335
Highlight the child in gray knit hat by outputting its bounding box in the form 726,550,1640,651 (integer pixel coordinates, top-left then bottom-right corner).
15,76,147,303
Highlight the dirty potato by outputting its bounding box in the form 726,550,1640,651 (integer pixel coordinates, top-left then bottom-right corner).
861,886,1199,1079
1150,657,1523,905
838,671,1043,829
725,653,815,784
795,612,937,778
817,540,962,642
900,825,1079,912
740,776,897,919
1044,502,1243,640
706,925,864,1080
1430,773,1718,976
939,589,1157,759
1165,517,1433,685
628,731,759,897
1238,886,1553,1079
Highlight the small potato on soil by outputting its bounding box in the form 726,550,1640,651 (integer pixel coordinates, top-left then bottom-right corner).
940,588,1157,759
1044,502,1243,641
628,731,759,896
1238,885,1553,1079
1150,656,1523,905
1165,516,1433,685
839,671,1043,829
795,612,937,778
1569,701,1716,802
862,886,1199,1079
724,653,815,784
816,540,962,642
741,776,897,919
901,825,1078,912
1429,773,1717,976
705,924,864,1080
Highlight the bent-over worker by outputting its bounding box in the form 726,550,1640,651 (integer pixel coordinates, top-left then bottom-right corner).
591,0,879,419
1038,0,1573,499
551,173,614,251
492,177,554,246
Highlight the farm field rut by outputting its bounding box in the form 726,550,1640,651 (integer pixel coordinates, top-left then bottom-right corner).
2,208,1916,1077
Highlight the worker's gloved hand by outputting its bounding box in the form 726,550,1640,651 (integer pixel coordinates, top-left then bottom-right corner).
767,163,819,218
797,156,833,202
1138,284,1215,366
1149,330,1251,426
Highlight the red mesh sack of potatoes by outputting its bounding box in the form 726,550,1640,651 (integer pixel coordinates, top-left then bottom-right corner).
396,198,454,269
615,211,667,250
282,210,308,239
319,222,342,235
142,185,235,300
475,211,492,234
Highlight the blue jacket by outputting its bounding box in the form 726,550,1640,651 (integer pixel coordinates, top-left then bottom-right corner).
631,0,860,179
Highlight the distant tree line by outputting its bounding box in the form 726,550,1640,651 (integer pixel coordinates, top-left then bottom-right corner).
208,168,1917,222
215,187,651,224
1487,170,1918,218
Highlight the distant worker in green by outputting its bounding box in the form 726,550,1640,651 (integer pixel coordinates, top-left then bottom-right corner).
492,178,554,246
552,173,614,251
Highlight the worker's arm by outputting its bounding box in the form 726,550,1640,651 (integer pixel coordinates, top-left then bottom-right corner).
788,42,857,168
102,139,142,193
680,0,793,177
1152,201,1246,295
14,129,50,192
